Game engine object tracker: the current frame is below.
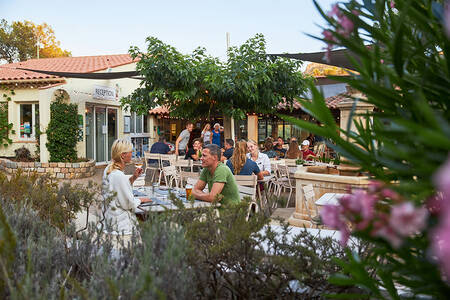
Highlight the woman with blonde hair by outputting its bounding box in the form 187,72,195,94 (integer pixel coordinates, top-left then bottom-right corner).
201,123,212,145
246,139,271,176
226,141,263,179
102,138,150,235
285,139,301,159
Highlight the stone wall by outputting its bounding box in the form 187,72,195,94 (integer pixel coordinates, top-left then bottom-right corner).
0,158,96,179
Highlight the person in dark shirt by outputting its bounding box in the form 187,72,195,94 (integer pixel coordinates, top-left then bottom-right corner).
226,141,263,179
185,138,203,161
274,136,286,158
222,139,234,161
149,136,171,164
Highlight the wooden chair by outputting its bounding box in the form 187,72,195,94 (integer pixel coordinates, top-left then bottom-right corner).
302,184,322,228
175,159,193,172
276,164,296,208
158,154,177,184
235,174,261,210
237,184,259,222
143,152,160,183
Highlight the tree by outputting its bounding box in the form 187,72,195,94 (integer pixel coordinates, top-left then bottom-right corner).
0,19,71,63
121,34,311,120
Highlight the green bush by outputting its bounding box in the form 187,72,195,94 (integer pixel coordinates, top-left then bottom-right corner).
46,96,78,162
0,90,15,148
0,172,370,298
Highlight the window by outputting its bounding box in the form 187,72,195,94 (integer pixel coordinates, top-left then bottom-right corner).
19,103,39,139
124,116,131,133
128,112,148,134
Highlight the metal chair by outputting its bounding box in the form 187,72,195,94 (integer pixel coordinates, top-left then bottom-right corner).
276,164,296,208
302,184,322,228
161,165,180,188
143,152,160,183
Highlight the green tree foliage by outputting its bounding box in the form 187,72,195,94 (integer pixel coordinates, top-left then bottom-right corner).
0,19,71,63
46,96,78,162
121,34,311,120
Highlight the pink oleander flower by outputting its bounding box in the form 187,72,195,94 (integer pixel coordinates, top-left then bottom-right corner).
381,188,400,201
426,193,445,215
390,1,395,9
372,215,403,248
339,15,354,34
433,154,450,198
329,3,341,17
445,2,450,38
368,180,384,193
322,30,335,42
339,189,377,230
320,205,350,246
431,214,450,281
389,202,428,237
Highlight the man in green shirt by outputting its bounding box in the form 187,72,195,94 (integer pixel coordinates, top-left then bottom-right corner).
193,144,240,206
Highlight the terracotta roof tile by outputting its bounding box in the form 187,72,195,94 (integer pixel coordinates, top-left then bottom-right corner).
0,54,138,81
149,106,169,115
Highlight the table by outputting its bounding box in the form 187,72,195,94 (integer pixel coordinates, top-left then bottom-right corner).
315,193,346,206
257,175,274,208
134,186,212,213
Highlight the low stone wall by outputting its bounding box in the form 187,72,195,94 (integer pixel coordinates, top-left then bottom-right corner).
0,158,96,179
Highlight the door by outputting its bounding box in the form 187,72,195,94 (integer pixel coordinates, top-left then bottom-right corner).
95,107,107,162
107,108,117,161
85,106,94,160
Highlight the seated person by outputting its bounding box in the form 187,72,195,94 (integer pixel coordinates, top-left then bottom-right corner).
227,141,263,180
185,138,203,161
285,140,301,159
149,136,171,165
192,144,240,206
102,139,150,235
262,140,278,158
301,140,316,161
274,136,287,158
222,138,234,161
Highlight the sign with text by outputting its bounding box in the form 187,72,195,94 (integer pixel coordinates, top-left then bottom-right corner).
93,85,116,101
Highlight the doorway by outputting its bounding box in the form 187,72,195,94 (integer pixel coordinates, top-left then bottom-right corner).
85,105,118,163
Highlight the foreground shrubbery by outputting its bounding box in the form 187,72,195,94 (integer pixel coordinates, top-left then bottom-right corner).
0,172,369,299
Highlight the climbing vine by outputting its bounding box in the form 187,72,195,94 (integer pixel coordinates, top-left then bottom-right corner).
0,90,15,147
46,95,78,162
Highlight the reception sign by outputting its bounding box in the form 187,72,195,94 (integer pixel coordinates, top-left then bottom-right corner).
93,85,116,100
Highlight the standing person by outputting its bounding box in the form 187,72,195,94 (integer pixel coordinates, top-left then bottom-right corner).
274,137,287,158
286,140,301,159
102,139,151,235
227,141,263,179
201,123,212,145
175,122,193,156
185,138,203,161
222,139,234,161
192,144,240,205
246,139,271,176
301,140,316,161
211,123,224,147
262,139,278,158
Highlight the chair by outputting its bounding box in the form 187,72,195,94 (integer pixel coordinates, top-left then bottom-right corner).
284,158,297,166
314,143,327,159
161,165,180,188
302,184,322,228
276,165,296,208
144,152,160,183
236,184,259,222
180,171,200,187
235,174,260,209
175,159,193,172
158,154,177,184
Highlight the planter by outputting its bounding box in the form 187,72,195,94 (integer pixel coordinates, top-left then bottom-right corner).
288,167,370,227
0,158,96,179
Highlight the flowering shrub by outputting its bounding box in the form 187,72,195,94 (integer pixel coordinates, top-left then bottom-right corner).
284,0,450,297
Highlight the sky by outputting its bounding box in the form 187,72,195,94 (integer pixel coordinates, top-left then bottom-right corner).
1,0,337,61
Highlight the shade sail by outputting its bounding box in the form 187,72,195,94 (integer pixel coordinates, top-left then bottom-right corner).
17,68,141,79
268,48,360,70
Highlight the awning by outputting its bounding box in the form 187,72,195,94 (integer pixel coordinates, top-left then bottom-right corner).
268,48,360,70
17,68,142,80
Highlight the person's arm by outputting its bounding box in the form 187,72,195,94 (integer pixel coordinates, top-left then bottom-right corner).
112,174,141,210
253,164,264,180
175,135,182,155
256,172,264,180
193,181,225,203
209,133,212,144
129,167,144,185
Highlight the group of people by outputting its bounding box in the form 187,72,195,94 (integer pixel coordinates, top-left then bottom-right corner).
102,122,322,237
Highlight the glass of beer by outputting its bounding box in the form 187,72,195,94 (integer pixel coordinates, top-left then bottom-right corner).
185,184,193,199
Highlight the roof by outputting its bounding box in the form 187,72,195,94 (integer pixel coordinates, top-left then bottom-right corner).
304,62,356,78
149,106,170,115
0,54,138,81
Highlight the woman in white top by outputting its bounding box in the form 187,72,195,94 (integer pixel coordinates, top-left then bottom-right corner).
201,123,212,145
102,138,150,235
246,139,271,176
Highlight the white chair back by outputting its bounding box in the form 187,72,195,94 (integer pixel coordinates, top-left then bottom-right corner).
302,184,321,227
284,158,297,166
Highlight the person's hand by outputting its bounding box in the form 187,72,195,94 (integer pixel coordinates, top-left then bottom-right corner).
132,167,143,180
139,197,152,203
175,150,179,156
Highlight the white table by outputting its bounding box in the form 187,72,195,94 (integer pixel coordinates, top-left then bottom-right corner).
134,186,212,213
315,193,346,206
